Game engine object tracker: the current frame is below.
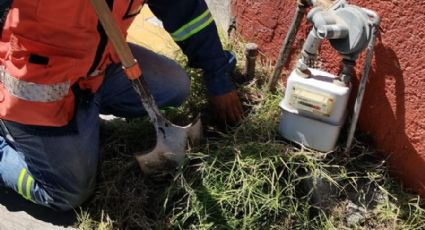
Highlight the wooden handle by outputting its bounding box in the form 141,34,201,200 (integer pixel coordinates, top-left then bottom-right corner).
90,0,141,79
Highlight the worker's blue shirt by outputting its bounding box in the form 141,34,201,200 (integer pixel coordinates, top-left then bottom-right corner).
148,0,236,96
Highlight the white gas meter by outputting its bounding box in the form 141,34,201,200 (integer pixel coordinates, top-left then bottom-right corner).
279,69,351,152
278,0,380,152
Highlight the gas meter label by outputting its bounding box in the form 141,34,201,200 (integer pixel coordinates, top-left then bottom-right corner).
289,86,335,116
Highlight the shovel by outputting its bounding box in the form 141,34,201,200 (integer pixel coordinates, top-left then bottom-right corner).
90,0,203,174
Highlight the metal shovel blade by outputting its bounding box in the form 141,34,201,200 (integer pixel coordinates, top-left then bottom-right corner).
135,114,203,174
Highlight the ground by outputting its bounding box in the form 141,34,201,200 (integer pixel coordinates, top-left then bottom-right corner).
1,8,425,230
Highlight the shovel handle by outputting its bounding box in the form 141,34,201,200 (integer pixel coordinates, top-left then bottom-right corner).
89,0,141,80
90,0,167,124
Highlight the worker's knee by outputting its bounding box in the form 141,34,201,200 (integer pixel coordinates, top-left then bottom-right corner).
26,172,95,212
39,148,98,211
52,168,97,211
49,183,95,211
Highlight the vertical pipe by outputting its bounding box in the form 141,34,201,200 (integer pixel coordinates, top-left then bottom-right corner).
301,28,324,68
345,13,380,151
243,43,259,80
268,2,308,92
335,58,356,86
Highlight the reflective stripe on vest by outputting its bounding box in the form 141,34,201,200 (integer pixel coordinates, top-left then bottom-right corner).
171,10,214,42
0,67,70,103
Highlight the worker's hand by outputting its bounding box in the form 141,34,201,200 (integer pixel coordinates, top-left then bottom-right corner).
209,90,243,124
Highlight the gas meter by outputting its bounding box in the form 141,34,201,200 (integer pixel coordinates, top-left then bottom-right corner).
279,0,380,152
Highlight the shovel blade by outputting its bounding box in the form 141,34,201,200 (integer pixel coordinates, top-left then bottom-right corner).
135,115,203,174
185,114,203,146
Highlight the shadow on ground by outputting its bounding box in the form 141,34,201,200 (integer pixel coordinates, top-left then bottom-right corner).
0,187,76,229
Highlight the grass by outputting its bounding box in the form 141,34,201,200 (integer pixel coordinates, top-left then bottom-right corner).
76,39,425,229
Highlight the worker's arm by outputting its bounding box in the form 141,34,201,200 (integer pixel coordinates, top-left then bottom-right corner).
147,0,243,123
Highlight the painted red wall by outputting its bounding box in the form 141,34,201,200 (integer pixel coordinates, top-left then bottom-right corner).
232,0,425,196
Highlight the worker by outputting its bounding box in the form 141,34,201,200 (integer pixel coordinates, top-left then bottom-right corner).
0,0,243,211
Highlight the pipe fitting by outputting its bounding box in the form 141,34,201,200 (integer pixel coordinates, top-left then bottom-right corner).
243,43,259,80
317,24,349,39
302,28,323,57
307,8,337,27
295,59,312,78
335,58,356,86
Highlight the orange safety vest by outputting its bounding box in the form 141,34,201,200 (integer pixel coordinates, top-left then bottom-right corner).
0,0,143,126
